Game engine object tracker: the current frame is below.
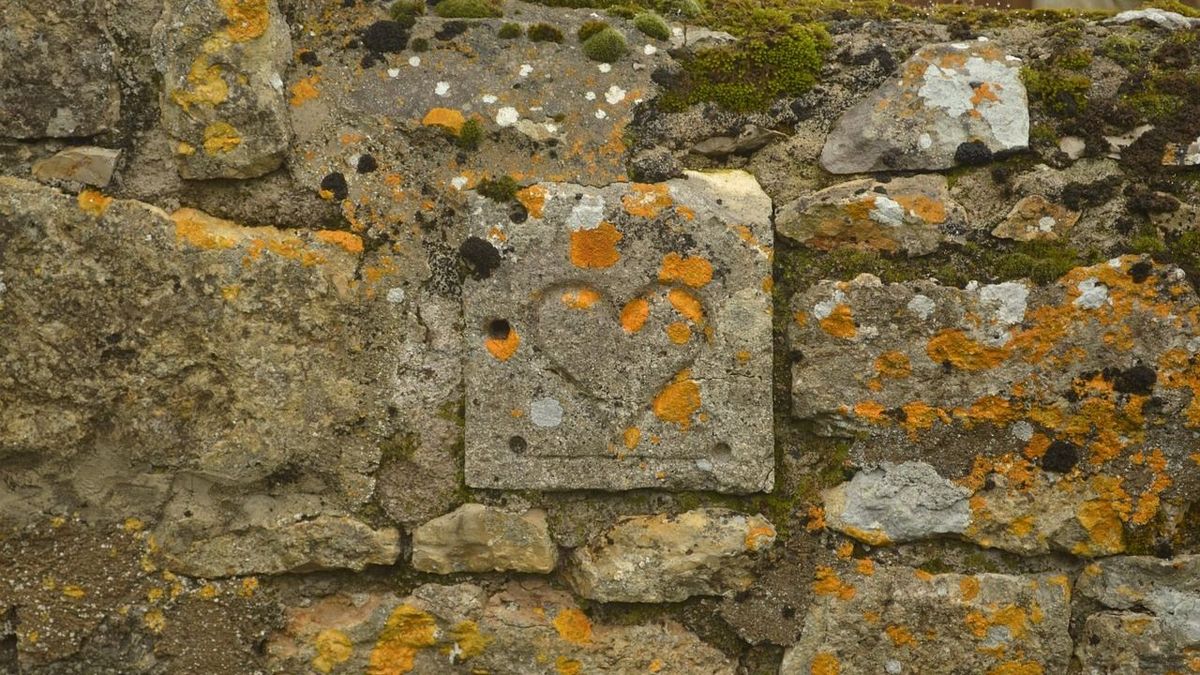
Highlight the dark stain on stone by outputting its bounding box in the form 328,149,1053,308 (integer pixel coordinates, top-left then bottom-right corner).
435,21,468,41
460,236,502,280
508,202,528,224
363,20,409,54
1114,365,1156,395
320,172,348,200
508,435,527,453
487,318,511,339
1042,440,1080,473
357,154,378,174
1129,261,1153,283
298,50,320,66
954,140,993,166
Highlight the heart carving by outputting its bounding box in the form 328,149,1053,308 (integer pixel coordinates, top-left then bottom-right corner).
534,282,709,409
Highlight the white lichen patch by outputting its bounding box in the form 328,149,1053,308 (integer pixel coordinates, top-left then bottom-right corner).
813,290,848,320
1074,278,1110,309
566,194,606,231
907,294,936,320
435,81,450,96
868,195,906,227
495,107,519,127
979,282,1029,326
604,85,626,105
530,397,563,428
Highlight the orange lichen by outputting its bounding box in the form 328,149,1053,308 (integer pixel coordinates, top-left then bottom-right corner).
667,288,704,324
855,558,876,576
561,288,601,310
812,566,856,601
894,194,948,223
217,0,270,41
621,183,673,218
836,542,854,559
665,322,691,345
1073,475,1131,556
485,328,520,361
885,625,917,647
658,253,713,288
516,185,547,219
820,305,857,339
555,657,583,675
960,576,980,601
569,222,622,269
552,608,592,645
745,523,777,551
842,525,891,546
620,298,650,333
290,76,320,106
623,427,641,450
988,662,1044,675
812,652,841,675
368,604,437,675
421,108,466,134
926,330,1009,371
853,400,887,424
77,189,113,216
314,230,364,254
901,401,949,436
874,351,912,379
203,121,242,155
652,371,702,430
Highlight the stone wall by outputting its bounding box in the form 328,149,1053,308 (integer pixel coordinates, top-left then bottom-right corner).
2,0,1200,672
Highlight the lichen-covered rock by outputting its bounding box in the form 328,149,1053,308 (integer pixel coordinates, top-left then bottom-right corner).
820,40,1029,173
792,257,1200,555
777,174,966,255
463,171,774,493
990,195,1080,241
823,461,971,545
1076,612,1193,674
0,1,121,138
411,504,558,574
566,508,776,602
780,567,1073,675
31,147,121,187
267,581,735,674
155,0,292,178
1105,7,1200,30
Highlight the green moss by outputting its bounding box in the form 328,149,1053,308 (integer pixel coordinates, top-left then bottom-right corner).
498,22,523,38
605,4,638,18
577,19,610,42
411,37,430,51
633,12,670,40
995,241,1084,284
1055,48,1093,71
1028,123,1059,148
582,27,628,63
527,22,564,42
433,0,502,18
1142,0,1200,17
658,19,829,112
1099,34,1143,67
1022,65,1092,118
456,118,484,150
1130,233,1166,254
478,175,521,202
390,0,425,21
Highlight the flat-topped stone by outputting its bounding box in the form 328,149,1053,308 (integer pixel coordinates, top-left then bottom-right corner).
463,170,773,492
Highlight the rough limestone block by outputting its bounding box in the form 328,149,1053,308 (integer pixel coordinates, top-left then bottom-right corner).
411,504,558,574
791,258,1200,556
822,461,971,545
776,174,966,256
0,0,121,138
463,170,773,492
565,508,776,603
32,147,121,187
156,0,292,178
267,581,735,674
781,567,1073,675
820,40,1029,173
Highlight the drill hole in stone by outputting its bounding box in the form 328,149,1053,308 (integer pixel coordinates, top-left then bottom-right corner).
509,435,527,454
713,442,732,457
487,318,512,340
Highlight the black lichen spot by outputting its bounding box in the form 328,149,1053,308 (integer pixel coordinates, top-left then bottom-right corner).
508,435,527,453
1129,261,1153,283
320,172,349,200
459,236,502,280
954,140,993,166
435,21,468,41
356,154,378,173
1114,365,1156,395
1062,176,1121,210
298,50,321,66
362,20,409,54
1042,440,1080,473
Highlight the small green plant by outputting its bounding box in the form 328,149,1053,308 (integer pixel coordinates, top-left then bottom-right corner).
457,118,484,150
633,12,670,40
390,0,425,21
498,22,522,38
577,20,610,42
527,22,564,42
1022,66,1091,117
1055,48,1093,71
433,0,502,18
478,175,520,202
1099,34,1143,67
605,5,637,18
411,37,430,51
582,26,628,62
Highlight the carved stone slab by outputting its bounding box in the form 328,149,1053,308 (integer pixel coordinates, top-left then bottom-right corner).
463,171,773,492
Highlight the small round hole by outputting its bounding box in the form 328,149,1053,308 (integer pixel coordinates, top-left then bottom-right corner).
713,442,732,457
488,319,512,339
509,435,527,453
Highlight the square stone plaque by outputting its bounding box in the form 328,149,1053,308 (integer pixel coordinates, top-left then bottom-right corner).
463,170,774,493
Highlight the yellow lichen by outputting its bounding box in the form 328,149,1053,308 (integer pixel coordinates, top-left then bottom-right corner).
171,58,229,111
444,621,491,660
217,0,270,41
422,108,466,134
652,371,701,430
368,604,437,675
313,629,353,673
658,252,713,288
623,426,641,450
569,222,622,269
203,121,242,155
621,297,650,333
77,189,113,216
552,608,592,645
819,305,857,339
812,651,841,675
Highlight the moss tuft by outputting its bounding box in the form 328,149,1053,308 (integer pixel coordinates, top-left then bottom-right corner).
605,4,638,18
633,12,670,41
457,118,484,150
498,22,522,38
527,22,565,42
433,0,502,18
411,36,430,51
390,0,425,23
577,20,610,42
1099,34,1143,67
581,27,628,63
1022,65,1091,118
478,175,521,202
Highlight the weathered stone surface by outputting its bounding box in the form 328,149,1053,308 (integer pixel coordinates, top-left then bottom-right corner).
0,1,121,138
990,195,1080,241
411,503,558,574
464,170,774,492
156,0,291,178
820,41,1029,173
781,567,1073,675
1163,135,1200,167
31,147,121,187
566,508,776,602
777,174,966,255
1077,612,1195,674
823,461,971,545
792,258,1200,555
690,124,786,159
267,581,735,674
1105,7,1200,30
0,177,425,569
